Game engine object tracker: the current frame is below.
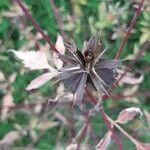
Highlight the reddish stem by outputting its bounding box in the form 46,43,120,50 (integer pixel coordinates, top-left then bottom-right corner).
76,117,90,150
0,100,70,111
49,0,67,42
85,89,123,150
15,0,59,53
115,0,144,59
1,91,150,111
100,108,123,150
116,41,150,84
103,91,150,100
101,41,150,99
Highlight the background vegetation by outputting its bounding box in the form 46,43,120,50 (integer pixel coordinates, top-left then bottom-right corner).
0,0,150,149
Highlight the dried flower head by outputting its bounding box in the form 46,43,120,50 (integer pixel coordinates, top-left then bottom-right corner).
13,36,121,102
58,36,121,101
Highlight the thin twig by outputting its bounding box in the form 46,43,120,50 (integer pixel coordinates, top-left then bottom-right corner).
1,90,150,111
67,103,76,140
15,0,59,53
85,90,123,150
49,0,67,42
73,105,99,150
76,117,90,150
103,91,150,100
101,41,150,99
116,41,150,84
71,115,90,150
100,108,123,150
0,100,71,111
88,123,99,144
86,89,149,149
115,0,144,59
105,113,145,150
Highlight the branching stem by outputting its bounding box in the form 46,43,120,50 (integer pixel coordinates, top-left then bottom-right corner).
115,0,144,59
105,113,145,150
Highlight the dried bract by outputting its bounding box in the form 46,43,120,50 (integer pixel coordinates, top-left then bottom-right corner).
13,36,121,103
58,36,121,101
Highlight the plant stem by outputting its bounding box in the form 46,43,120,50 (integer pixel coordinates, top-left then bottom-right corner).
116,41,150,84
105,113,145,150
49,0,67,42
15,0,59,53
100,108,123,150
85,90,123,149
115,0,144,59
71,116,90,150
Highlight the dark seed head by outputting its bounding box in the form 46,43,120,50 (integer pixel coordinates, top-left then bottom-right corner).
60,36,121,100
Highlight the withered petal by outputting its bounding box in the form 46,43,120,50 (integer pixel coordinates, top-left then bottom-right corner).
59,54,78,65
59,65,80,71
64,72,88,101
95,68,116,86
74,73,88,101
59,68,86,80
89,70,108,95
84,36,102,58
60,37,121,98
64,73,82,93
86,36,99,51
66,40,83,66
95,60,121,69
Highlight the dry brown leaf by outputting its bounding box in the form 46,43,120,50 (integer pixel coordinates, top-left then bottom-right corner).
12,50,54,71
116,107,142,124
53,34,65,69
26,72,59,90
96,131,112,150
0,131,20,146
1,92,14,121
